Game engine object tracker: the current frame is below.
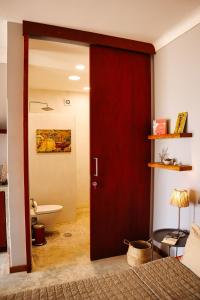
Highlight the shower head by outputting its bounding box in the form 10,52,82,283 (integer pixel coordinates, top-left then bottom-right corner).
29,101,54,112
41,104,54,111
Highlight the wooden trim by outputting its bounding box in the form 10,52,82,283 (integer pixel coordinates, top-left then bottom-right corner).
23,35,32,273
10,264,27,273
0,246,7,252
148,162,192,171
23,21,155,55
23,21,154,272
148,133,192,140
0,129,7,134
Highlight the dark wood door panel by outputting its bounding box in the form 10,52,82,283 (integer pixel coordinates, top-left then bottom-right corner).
0,191,7,251
90,46,151,260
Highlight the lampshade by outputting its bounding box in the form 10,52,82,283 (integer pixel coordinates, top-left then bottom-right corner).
170,189,189,208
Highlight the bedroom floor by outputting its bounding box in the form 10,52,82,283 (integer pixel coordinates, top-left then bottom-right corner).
0,207,130,295
0,252,9,276
0,207,161,296
0,254,131,296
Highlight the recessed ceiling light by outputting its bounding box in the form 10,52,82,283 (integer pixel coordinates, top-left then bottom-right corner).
83,86,90,91
75,64,85,70
68,75,80,81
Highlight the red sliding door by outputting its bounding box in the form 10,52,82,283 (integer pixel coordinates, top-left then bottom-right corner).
90,46,151,260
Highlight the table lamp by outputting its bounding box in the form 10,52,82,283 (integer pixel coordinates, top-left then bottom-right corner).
170,189,189,237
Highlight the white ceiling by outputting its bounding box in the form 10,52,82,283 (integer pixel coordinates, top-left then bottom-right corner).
29,39,89,92
0,0,200,49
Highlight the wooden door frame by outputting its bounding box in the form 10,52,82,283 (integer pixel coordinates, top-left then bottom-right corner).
23,20,155,272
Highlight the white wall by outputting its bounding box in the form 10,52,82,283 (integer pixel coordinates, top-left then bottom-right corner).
0,20,7,64
7,22,27,267
29,89,90,226
0,63,7,129
154,24,200,253
29,113,76,225
0,134,7,164
6,20,89,267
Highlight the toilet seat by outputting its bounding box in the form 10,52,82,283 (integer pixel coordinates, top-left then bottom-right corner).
30,204,63,216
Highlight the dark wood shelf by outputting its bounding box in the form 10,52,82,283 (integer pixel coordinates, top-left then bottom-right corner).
0,129,7,134
148,133,192,140
148,162,192,171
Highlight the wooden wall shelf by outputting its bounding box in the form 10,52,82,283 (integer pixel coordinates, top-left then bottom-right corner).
148,162,192,171
148,133,192,140
0,129,7,134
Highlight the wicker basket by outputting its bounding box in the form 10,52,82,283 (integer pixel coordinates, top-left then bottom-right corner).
124,239,152,267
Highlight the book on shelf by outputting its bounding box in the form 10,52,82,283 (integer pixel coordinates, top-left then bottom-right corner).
153,119,167,135
161,233,180,246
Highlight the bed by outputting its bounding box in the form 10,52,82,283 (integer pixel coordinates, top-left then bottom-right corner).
1,257,200,300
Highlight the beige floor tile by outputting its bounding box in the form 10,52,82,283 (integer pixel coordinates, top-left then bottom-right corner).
32,207,90,270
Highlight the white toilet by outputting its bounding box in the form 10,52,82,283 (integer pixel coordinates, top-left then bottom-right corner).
30,203,63,217
30,199,63,217
30,199,63,246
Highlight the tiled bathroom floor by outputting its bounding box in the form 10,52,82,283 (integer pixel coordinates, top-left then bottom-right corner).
32,207,90,270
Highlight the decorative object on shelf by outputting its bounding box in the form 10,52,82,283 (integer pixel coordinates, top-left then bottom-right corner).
153,119,167,135
163,158,176,165
170,189,189,237
148,126,192,172
159,147,168,163
174,112,187,133
36,129,71,153
159,148,177,165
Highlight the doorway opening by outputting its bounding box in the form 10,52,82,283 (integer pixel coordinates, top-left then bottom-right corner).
28,38,90,271
23,21,154,272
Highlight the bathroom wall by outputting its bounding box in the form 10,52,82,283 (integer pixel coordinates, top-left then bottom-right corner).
29,89,90,225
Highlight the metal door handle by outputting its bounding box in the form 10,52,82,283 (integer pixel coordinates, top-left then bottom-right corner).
93,157,98,177
92,181,98,188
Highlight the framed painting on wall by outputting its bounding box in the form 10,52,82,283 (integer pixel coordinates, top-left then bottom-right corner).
36,129,71,153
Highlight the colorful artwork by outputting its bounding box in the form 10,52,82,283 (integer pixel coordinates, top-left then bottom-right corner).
174,112,187,133
36,129,71,153
153,119,167,135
